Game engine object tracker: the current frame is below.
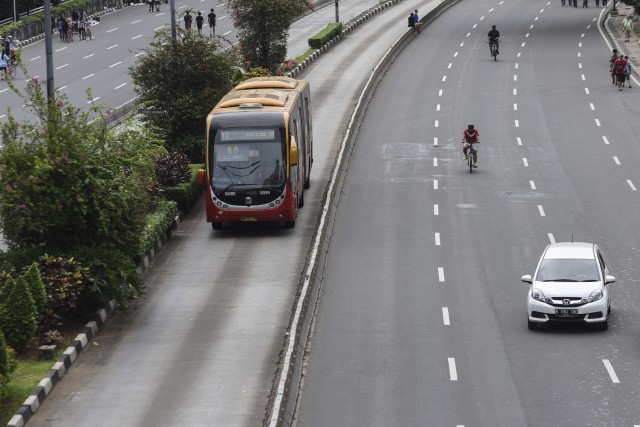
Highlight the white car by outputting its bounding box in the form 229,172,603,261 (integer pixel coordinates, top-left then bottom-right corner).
522,242,615,331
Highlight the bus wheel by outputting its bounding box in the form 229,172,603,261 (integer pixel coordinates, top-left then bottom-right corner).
284,220,296,229
304,177,310,189
297,192,304,208
211,222,223,230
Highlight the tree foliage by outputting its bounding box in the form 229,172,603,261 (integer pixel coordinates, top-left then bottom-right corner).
0,79,165,259
129,29,241,147
20,262,46,315
227,0,310,72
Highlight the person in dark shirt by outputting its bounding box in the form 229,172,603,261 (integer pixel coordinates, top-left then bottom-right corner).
208,9,216,36
195,12,204,35
184,11,193,33
488,25,500,55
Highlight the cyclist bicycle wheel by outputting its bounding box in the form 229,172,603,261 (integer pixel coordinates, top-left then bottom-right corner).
468,153,473,173
8,64,16,79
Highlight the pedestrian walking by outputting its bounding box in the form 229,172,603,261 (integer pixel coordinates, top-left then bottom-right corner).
582,0,588,8
610,48,618,84
613,54,627,90
602,0,607,5
625,55,632,88
561,0,565,6
208,8,216,36
574,0,578,8
622,15,633,42
148,0,153,12
408,12,415,32
195,12,204,35
595,0,599,6
184,11,193,33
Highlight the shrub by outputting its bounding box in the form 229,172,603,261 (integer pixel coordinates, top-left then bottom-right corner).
161,164,203,212
0,276,14,306
308,23,343,48
0,79,165,260
0,276,38,352
155,151,192,186
20,263,47,316
41,330,63,346
137,200,178,260
168,134,206,164
0,332,8,378
39,255,93,332
70,247,143,312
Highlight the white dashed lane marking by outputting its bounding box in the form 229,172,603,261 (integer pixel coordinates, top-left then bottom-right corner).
538,205,546,217
448,358,458,381
442,307,450,325
435,232,440,246
627,180,637,191
530,180,536,190
434,204,439,216
602,136,610,145
522,158,528,167
603,359,620,383
438,267,445,282
613,156,620,165
548,233,555,243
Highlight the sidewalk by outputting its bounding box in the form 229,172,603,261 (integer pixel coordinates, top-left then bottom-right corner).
605,3,640,78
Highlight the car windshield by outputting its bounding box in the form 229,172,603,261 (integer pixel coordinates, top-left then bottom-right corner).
535,259,600,282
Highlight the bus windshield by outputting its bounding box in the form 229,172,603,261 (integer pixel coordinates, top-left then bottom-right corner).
212,128,285,191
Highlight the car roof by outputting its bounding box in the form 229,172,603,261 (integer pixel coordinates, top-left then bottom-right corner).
544,242,596,260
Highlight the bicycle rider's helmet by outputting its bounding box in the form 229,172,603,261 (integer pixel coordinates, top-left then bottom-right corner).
468,124,474,130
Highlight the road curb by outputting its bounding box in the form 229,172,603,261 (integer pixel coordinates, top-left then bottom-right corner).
6,213,182,427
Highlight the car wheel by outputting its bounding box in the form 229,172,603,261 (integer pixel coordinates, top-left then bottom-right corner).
284,219,295,229
528,319,538,330
211,222,223,230
608,305,611,315
597,319,609,331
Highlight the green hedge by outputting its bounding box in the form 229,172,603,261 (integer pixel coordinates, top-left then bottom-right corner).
161,164,203,212
308,23,343,48
137,200,178,260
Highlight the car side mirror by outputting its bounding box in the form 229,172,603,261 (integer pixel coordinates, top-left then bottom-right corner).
521,275,532,284
605,275,616,284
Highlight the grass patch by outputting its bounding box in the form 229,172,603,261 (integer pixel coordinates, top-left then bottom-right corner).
295,48,317,64
0,353,61,424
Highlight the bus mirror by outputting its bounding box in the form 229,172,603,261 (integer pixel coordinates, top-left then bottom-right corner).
290,137,298,166
197,169,206,186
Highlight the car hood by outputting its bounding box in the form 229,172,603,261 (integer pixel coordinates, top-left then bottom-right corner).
533,281,603,298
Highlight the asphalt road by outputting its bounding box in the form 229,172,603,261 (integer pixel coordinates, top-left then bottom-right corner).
0,0,238,127
295,1,640,426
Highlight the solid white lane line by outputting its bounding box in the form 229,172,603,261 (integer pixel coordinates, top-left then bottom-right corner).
56,64,69,70
435,232,440,245
434,179,438,189
515,119,520,127
132,35,143,40
433,137,438,146
448,358,458,381
538,205,546,217
602,136,610,145
107,44,119,50
107,27,118,33
442,307,450,325
595,119,601,127
530,180,536,190
434,204,439,216
585,88,590,94
590,103,595,110
115,83,127,89
438,267,445,282
613,156,620,165
627,180,637,191
82,73,95,80
522,158,528,167
433,158,438,167
109,61,122,67
602,359,620,383
83,53,94,59
517,137,523,146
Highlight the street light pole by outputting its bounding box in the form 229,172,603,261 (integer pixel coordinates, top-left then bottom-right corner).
335,0,339,23
43,0,55,101
13,0,17,24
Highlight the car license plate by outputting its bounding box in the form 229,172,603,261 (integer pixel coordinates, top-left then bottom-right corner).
555,309,578,316
240,216,257,222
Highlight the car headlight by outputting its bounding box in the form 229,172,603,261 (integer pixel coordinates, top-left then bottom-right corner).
588,289,603,303
531,288,546,302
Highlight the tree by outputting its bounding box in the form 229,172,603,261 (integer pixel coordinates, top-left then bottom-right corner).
129,29,241,152
0,274,37,352
0,78,165,259
20,262,46,315
227,0,310,72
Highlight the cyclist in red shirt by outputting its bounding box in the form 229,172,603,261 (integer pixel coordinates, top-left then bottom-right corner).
462,124,480,168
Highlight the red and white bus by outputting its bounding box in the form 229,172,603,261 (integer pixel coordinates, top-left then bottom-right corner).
198,76,313,229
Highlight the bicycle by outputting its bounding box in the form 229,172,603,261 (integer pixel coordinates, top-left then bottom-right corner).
67,27,74,42
489,38,499,61
467,148,474,173
82,25,92,40
6,60,17,80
